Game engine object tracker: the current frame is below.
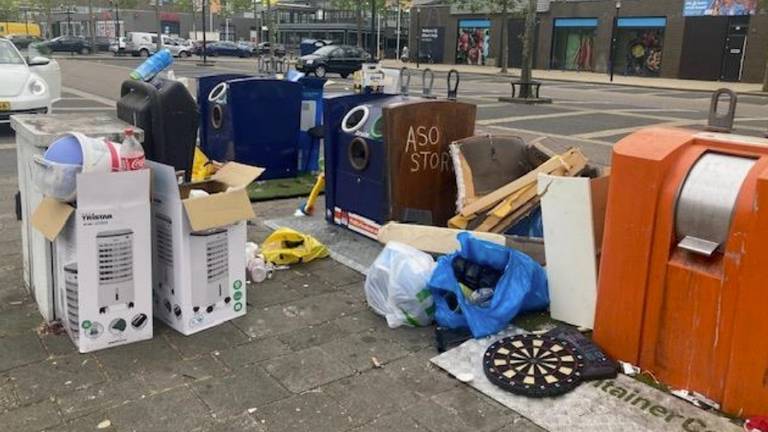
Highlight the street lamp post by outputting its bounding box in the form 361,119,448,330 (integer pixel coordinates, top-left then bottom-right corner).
609,1,621,82
370,0,376,60
415,7,421,69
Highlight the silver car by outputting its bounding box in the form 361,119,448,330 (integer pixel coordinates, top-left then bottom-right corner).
164,37,193,58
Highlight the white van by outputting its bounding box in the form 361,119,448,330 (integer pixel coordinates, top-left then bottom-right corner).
126,32,159,57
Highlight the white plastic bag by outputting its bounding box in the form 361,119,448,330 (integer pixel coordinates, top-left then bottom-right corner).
364,241,436,328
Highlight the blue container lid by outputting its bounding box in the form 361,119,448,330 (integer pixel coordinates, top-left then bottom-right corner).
44,135,83,165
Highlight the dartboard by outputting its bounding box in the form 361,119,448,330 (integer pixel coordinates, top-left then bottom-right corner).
483,334,585,398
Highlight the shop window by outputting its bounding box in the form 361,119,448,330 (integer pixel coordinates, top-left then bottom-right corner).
614,18,666,77
456,19,490,65
550,18,597,71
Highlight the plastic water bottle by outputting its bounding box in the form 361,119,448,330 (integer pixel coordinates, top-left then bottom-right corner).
129,49,173,81
120,128,145,171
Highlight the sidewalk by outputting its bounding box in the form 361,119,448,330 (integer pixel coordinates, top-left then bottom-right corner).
381,59,767,94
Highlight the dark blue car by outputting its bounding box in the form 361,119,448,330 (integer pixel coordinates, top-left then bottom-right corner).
196,41,251,58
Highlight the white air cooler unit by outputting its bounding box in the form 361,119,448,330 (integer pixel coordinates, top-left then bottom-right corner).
96,229,135,313
190,229,229,313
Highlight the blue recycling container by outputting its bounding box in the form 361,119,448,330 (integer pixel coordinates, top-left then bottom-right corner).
297,77,326,173
198,75,303,180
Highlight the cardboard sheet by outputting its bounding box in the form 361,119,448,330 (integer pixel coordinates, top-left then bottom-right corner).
431,329,741,432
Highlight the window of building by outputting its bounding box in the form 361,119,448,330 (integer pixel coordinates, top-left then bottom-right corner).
550,18,598,71
614,17,666,77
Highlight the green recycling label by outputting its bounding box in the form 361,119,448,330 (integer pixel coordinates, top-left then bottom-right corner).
233,291,243,301
82,320,92,330
233,280,242,290
234,302,243,312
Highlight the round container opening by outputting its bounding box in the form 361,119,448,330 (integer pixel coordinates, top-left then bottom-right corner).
211,104,224,129
341,105,370,133
370,116,384,139
348,137,370,171
208,82,228,103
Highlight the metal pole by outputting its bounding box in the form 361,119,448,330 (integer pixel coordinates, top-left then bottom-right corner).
369,0,375,58
415,7,420,69
115,1,120,41
396,0,401,59
25,9,29,34
202,0,208,63
610,2,620,82
376,10,381,59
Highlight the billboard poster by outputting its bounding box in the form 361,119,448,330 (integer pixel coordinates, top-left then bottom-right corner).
683,0,757,16
456,19,490,65
419,27,445,63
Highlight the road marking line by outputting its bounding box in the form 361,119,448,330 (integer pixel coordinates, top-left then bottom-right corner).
52,107,117,112
477,103,510,108
486,124,614,147
61,86,117,106
0,144,15,150
576,121,697,139
478,110,599,126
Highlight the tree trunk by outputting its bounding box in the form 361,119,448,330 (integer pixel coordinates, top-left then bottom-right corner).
763,52,768,92
356,0,362,48
500,0,508,74
155,3,162,52
88,0,96,51
520,0,535,85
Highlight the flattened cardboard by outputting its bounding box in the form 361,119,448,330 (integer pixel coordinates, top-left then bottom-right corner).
183,188,255,232
31,197,74,241
211,162,265,188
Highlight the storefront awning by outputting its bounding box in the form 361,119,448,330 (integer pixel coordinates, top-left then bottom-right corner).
617,17,667,28
554,18,598,28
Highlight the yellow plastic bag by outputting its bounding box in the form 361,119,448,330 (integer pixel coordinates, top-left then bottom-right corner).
191,147,217,182
261,228,329,265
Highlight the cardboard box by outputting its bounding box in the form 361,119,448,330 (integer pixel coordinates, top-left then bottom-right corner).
31,169,153,353
538,172,609,329
148,161,263,335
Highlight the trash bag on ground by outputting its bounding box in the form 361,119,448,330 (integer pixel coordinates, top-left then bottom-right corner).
261,228,329,265
365,241,436,328
429,232,549,338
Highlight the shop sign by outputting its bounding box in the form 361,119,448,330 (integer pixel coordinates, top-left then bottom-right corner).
683,0,757,16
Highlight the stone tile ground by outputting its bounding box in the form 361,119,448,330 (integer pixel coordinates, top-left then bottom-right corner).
0,196,544,432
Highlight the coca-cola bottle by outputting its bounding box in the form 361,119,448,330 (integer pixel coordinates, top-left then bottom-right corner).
120,128,145,171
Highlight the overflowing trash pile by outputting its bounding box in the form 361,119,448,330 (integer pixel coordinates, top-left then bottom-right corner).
8,51,767,430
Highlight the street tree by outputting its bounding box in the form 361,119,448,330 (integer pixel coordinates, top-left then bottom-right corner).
0,0,19,21
448,0,523,73
331,0,392,48
761,0,768,91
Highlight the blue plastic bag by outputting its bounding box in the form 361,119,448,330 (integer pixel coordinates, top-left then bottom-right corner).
429,232,549,338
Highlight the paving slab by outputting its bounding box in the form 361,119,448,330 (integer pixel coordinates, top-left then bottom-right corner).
262,346,354,393
382,351,460,398
162,322,249,360
106,386,213,431
231,303,312,339
0,332,48,372
289,291,364,326
54,376,147,421
351,412,428,432
214,337,292,369
318,327,411,372
250,391,357,432
277,321,351,351
0,303,45,337
324,368,420,425
0,376,18,412
191,364,291,417
92,336,183,380
8,354,106,405
132,354,227,393
0,399,62,432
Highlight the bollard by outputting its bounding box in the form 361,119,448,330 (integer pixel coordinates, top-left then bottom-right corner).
447,69,460,101
421,68,435,99
399,67,411,96
706,88,737,133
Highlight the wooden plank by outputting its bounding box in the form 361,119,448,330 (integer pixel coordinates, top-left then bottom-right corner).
459,148,588,217
377,222,546,264
475,184,538,232
490,198,540,234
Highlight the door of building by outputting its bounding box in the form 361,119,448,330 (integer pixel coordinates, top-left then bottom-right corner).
720,18,749,82
679,16,728,81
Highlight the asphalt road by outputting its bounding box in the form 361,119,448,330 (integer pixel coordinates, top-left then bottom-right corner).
2,53,768,171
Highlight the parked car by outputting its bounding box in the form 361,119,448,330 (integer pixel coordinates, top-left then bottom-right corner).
109,37,127,56
38,35,93,54
237,41,257,55
0,37,61,124
6,34,44,49
126,32,159,57
256,42,286,57
196,41,251,58
296,45,371,78
164,37,193,57
94,36,112,52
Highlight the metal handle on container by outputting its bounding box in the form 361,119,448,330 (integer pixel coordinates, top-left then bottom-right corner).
399,67,411,96
447,69,460,100
421,68,434,98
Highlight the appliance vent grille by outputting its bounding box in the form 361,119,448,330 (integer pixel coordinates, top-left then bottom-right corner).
155,215,173,266
98,232,134,285
206,235,228,283
64,265,79,340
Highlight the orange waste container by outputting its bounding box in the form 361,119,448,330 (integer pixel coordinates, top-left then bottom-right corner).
594,127,768,417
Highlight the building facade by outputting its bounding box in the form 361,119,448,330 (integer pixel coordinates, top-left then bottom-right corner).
411,0,768,83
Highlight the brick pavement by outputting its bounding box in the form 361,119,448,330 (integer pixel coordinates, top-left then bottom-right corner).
0,193,544,432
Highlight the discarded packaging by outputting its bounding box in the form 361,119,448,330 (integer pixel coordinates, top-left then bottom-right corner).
364,241,436,328
261,228,329,266
31,169,153,353
148,160,263,335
